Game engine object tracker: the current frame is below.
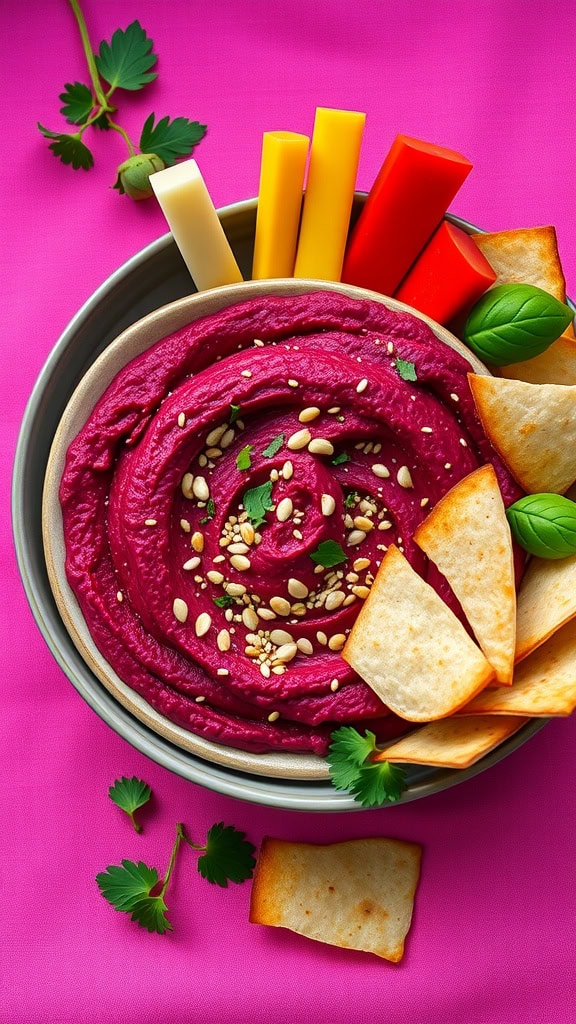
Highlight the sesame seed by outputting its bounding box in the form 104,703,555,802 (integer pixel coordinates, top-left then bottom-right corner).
181,472,194,499
270,629,294,645
206,424,227,447
173,598,189,623
321,494,336,516
387,341,395,354
177,412,186,428
287,578,309,599
206,570,224,585
421,426,433,433
282,460,294,480
257,607,277,621
195,694,206,702
347,529,366,546
459,437,468,447
316,631,328,645
267,710,280,721
217,629,231,651
217,668,229,676
296,637,313,655
378,519,392,531
371,464,390,479
183,556,201,571
260,663,272,678
330,679,340,692
275,642,298,663
192,476,210,501
287,427,311,450
288,379,299,388
226,582,246,596
195,612,211,636
116,590,123,602
397,466,414,489
356,378,368,393
180,518,191,533
228,542,249,555
353,557,371,571
353,515,373,532
293,529,303,541
299,406,321,423
191,531,204,553
241,369,252,378
450,392,459,402
327,406,341,414
220,428,236,449
328,633,346,651
242,607,259,630
325,590,346,611
308,438,334,456
144,518,157,527
230,554,251,571
270,596,291,616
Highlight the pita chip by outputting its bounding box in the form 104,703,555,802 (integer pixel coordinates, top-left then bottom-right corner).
472,226,569,307
342,545,494,722
414,464,516,683
249,836,422,962
515,553,576,662
377,715,528,769
468,373,576,494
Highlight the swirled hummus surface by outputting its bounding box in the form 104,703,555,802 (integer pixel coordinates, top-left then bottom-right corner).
60,291,523,755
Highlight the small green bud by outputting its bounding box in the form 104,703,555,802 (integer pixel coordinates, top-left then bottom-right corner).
113,153,165,200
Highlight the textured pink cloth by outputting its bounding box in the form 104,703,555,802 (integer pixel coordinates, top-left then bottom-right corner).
2,2,575,1021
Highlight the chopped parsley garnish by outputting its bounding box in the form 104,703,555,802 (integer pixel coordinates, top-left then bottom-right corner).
327,727,407,807
332,451,351,466
96,821,256,934
199,498,216,524
345,491,358,508
395,358,418,382
108,776,152,833
229,403,241,424
262,433,285,459
213,594,234,608
310,539,347,568
236,444,253,471
242,480,275,529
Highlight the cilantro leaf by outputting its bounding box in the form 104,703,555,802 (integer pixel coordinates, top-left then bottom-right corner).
38,124,94,170
213,593,234,608
59,81,94,124
229,403,241,424
310,539,347,568
96,21,158,92
345,491,358,508
129,895,173,934
262,434,284,459
96,859,159,912
236,444,253,471
199,497,216,524
242,480,274,529
108,776,151,833
395,358,417,382
332,451,351,466
139,114,207,166
327,727,408,807
197,823,256,887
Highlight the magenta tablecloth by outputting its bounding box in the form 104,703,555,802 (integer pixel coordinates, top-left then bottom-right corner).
3,2,575,1021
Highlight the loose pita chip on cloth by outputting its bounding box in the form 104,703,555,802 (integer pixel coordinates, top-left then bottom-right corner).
342,544,494,721
249,836,422,963
515,553,576,662
468,373,576,494
414,464,516,684
378,715,528,768
459,617,576,717
472,226,576,381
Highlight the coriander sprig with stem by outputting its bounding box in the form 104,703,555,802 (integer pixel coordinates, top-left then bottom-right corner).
38,0,206,199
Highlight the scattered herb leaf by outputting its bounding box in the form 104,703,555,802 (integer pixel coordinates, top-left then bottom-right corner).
229,403,241,425
463,283,574,365
262,434,285,459
506,492,576,559
242,480,274,529
395,358,418,382
213,594,234,608
39,3,206,198
199,498,216,524
97,821,256,934
108,776,152,833
332,451,351,466
327,727,407,808
310,539,347,568
236,444,254,471
345,491,358,508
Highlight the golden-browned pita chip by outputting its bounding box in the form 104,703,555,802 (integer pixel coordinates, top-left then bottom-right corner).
515,553,576,662
342,545,494,721
459,617,576,717
249,836,422,962
414,464,515,684
499,335,576,386
468,373,576,494
378,715,528,768
472,226,569,306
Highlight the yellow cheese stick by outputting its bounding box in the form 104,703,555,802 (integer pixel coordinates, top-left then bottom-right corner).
294,107,366,282
150,160,243,291
252,131,309,279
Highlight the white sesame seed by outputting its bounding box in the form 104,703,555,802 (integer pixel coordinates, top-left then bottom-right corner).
192,476,210,501
116,590,123,602
325,590,346,611
353,515,374,532
296,637,313,655
316,631,328,645
298,406,321,423
216,668,229,676
308,438,334,456
226,582,246,596
267,710,280,721
173,598,189,623
241,369,252,378
181,472,194,499
217,629,231,652
397,466,414,489
287,578,309,599
276,497,294,522
177,412,186,428
195,694,206,702
183,556,201,571
321,493,336,516
242,607,259,630
330,678,340,692
144,518,157,527
356,378,369,393
180,518,191,533
230,554,251,571
328,633,346,651
270,629,294,645
459,437,468,447
206,424,227,447
450,392,459,402
275,642,298,663
378,520,392,531
282,460,294,480
347,529,366,546
206,570,224,584
228,542,249,555
287,427,311,450
220,428,236,449
371,464,390,479
195,612,211,636
287,379,299,388
420,426,433,433
191,531,204,553
270,596,291,616
257,607,277,621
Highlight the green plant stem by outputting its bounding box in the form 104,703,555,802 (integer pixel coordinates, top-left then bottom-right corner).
107,118,137,157
68,0,109,109
159,823,203,899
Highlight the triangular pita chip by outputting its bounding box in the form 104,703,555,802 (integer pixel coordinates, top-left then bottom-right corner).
515,553,576,662
460,616,576,717
342,545,494,721
378,715,528,768
468,373,576,494
414,464,515,684
249,836,422,962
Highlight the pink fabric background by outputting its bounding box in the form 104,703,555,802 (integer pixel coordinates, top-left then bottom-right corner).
2,2,575,1021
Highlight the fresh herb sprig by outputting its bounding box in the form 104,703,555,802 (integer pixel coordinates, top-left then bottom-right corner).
327,726,407,807
38,0,206,199
96,820,256,934
109,776,152,833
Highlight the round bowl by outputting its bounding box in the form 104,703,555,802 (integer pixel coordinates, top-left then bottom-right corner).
13,197,547,810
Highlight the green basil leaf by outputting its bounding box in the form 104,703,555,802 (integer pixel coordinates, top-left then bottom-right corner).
463,284,574,366
506,493,576,559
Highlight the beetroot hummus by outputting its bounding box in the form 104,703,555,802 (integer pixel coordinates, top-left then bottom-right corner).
60,291,522,756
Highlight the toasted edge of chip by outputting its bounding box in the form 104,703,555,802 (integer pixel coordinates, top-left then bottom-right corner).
378,715,529,768
515,553,576,662
468,373,576,494
414,464,516,684
459,614,576,717
499,334,576,385
249,836,422,962
342,544,494,722
472,226,568,304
